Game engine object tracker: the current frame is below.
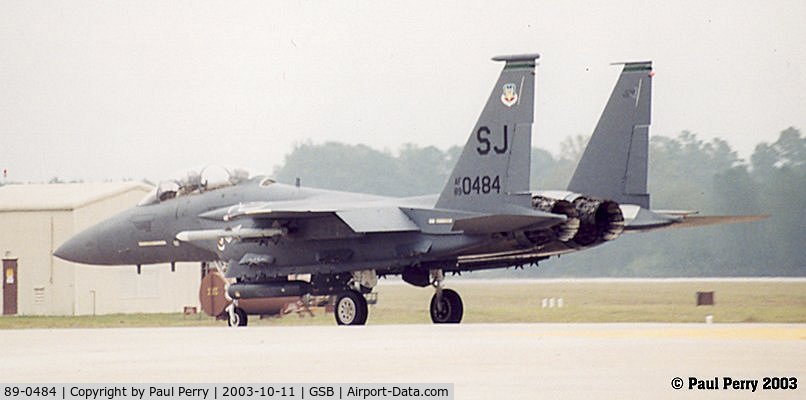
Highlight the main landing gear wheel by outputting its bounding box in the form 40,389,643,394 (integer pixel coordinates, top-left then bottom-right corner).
335,290,368,326
430,288,463,324
227,306,247,327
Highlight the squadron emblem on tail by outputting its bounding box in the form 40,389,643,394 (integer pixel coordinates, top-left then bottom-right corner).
501,83,518,107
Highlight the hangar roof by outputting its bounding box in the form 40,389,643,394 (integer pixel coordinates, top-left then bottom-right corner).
0,182,153,212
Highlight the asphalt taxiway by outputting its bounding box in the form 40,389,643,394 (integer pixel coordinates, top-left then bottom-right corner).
1,324,804,399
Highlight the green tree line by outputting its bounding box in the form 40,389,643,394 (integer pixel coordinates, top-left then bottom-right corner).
273,128,804,277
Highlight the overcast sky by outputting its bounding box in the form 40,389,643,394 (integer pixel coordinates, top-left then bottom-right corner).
2,1,804,183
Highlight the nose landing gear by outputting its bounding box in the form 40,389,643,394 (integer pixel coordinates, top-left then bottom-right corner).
226,303,248,327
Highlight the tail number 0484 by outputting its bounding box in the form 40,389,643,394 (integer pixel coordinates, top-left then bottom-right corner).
454,175,501,196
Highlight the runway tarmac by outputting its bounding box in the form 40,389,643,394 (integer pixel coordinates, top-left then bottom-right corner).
1,324,804,399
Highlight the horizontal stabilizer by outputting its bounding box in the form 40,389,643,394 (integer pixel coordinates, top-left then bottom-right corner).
667,214,769,229
624,208,768,232
622,206,679,230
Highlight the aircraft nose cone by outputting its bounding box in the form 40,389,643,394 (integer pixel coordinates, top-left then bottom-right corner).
54,228,103,264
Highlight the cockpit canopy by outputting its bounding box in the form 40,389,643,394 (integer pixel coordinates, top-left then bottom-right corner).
138,165,261,206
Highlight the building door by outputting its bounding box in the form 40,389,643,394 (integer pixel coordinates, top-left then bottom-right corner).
3,258,17,315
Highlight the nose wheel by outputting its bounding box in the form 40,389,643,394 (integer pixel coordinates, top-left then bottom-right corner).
334,290,368,325
226,305,248,327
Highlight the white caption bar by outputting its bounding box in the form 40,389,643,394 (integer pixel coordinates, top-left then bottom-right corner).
1,384,453,400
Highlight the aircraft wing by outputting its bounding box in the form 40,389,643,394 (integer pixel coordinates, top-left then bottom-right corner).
335,208,420,233
199,201,421,233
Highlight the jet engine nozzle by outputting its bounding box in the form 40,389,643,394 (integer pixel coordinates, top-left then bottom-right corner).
528,196,580,243
571,196,625,246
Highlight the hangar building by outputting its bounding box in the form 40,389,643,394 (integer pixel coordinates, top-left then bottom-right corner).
0,182,201,316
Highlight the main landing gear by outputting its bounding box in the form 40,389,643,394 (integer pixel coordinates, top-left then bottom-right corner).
429,269,463,324
333,269,376,326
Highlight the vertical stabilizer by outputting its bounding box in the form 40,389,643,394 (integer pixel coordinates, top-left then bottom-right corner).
436,54,539,212
567,62,652,208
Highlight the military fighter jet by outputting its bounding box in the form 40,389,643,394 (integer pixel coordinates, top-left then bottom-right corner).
55,54,763,326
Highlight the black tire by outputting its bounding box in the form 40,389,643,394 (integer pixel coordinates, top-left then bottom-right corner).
334,291,368,325
227,307,248,327
430,288,463,324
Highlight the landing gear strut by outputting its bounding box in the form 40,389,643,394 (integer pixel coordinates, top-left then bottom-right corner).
429,269,463,324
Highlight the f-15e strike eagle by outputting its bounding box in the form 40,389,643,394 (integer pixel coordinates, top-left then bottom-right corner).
55,54,763,326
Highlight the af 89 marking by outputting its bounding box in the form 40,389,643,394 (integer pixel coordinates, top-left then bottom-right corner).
453,175,501,196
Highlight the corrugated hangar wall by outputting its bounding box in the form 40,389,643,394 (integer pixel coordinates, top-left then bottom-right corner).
0,183,202,316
